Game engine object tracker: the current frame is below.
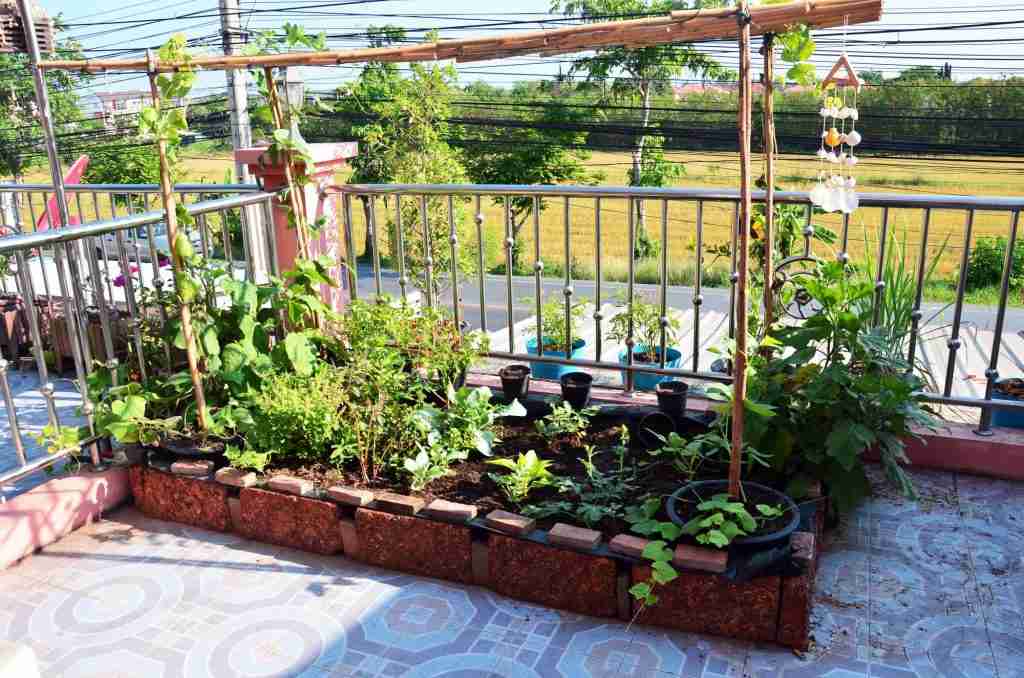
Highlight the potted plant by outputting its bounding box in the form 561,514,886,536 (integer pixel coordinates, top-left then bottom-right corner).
607,294,682,391
523,297,588,380
655,381,688,421
992,378,1024,428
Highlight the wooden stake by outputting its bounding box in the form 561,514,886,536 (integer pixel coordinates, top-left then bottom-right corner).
762,34,776,330
730,2,753,499
146,51,208,432
263,66,310,261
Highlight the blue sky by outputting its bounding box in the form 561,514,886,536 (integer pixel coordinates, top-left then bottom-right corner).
39,0,1024,110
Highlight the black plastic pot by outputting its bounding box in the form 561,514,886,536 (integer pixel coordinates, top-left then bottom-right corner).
635,410,675,449
157,436,230,463
499,364,531,402
666,479,800,553
560,371,593,410
655,381,689,421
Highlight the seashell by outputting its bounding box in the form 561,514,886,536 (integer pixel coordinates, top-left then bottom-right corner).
845,129,862,147
845,154,858,167
825,151,839,163
838,106,854,120
825,127,842,147
845,176,857,188
816,148,829,159
819,107,831,118
841,188,860,214
848,108,859,121
810,182,828,208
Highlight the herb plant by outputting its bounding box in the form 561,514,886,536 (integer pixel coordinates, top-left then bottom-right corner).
487,450,557,505
606,293,681,361
534,401,596,446
525,429,636,528
405,450,450,491
414,386,526,463
525,296,587,352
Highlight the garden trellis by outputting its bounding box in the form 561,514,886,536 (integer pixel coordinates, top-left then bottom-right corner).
18,0,884,495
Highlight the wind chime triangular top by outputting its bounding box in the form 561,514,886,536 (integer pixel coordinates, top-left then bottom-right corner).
821,53,861,91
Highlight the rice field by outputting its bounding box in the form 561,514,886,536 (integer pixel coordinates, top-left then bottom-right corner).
14,147,1024,302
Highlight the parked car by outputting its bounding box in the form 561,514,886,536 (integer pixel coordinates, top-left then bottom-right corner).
96,223,201,263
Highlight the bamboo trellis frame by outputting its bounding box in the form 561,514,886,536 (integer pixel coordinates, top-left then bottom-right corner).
37,0,881,73
30,0,883,487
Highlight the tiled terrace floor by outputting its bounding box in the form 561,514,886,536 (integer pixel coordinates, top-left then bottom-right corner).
1,468,1022,677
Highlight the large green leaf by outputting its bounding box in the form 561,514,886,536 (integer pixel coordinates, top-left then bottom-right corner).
283,332,316,376
826,421,876,471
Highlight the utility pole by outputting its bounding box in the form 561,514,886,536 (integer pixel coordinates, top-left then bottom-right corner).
219,0,251,183
219,0,271,280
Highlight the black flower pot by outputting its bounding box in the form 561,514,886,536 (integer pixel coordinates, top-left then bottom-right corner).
499,364,531,402
560,371,593,410
666,479,800,553
655,381,688,421
635,410,675,450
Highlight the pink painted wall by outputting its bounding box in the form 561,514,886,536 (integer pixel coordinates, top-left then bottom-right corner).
0,467,130,570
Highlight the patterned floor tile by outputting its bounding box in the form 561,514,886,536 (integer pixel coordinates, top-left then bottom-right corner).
4,469,1024,677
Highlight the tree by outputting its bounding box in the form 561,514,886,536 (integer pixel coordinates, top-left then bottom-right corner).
461,100,604,272
860,70,884,86
892,66,945,82
337,25,407,262
342,32,471,297
0,21,87,180
553,0,727,259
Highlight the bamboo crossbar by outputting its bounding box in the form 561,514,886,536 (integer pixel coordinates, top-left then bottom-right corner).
39,0,881,73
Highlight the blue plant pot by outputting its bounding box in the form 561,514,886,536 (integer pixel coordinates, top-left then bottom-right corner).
618,347,682,391
525,337,587,381
992,380,1024,428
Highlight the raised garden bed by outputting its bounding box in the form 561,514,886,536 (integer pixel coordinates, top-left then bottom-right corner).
126,394,827,650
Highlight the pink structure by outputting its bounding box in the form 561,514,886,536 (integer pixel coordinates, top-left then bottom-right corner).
0,467,130,569
236,142,358,312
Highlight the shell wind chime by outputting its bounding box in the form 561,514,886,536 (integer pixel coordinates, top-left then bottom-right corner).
811,53,862,214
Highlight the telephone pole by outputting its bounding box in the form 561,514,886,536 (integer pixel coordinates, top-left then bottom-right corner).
219,0,270,280
219,0,251,183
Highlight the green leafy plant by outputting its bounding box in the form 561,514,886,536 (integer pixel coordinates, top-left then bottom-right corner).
35,424,83,456
777,23,816,86
245,366,354,468
525,429,636,528
606,293,681,361
405,450,450,491
648,431,708,481
224,445,272,473
625,497,683,541
534,401,597,446
965,235,1023,292
679,493,784,549
487,450,557,505
413,386,526,464
628,540,678,607
524,297,588,353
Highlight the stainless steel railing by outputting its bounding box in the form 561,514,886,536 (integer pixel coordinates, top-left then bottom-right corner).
0,188,277,488
330,183,1024,435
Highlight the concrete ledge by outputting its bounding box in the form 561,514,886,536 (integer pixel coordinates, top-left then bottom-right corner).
0,467,130,570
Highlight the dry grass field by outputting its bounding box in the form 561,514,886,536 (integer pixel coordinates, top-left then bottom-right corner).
13,146,1024,302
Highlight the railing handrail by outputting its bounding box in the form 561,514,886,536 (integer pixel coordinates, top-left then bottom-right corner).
0,191,275,254
332,183,1024,211
0,182,261,194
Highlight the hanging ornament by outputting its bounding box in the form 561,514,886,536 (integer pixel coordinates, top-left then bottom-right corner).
811,51,863,215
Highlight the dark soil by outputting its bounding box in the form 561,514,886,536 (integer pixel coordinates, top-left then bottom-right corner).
246,400,784,543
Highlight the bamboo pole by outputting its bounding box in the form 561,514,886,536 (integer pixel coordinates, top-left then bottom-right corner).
730,2,753,499
263,66,310,261
146,50,208,431
38,0,881,74
762,34,777,330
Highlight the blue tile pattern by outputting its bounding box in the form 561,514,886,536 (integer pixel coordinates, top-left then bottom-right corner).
1,466,1023,677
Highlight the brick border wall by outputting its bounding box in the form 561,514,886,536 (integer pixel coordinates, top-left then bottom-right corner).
128,465,819,649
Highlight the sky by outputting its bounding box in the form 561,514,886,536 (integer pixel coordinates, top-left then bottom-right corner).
35,0,1024,111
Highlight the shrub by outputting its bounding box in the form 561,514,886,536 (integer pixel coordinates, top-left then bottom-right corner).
248,366,353,466
966,236,1024,291
82,142,161,204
